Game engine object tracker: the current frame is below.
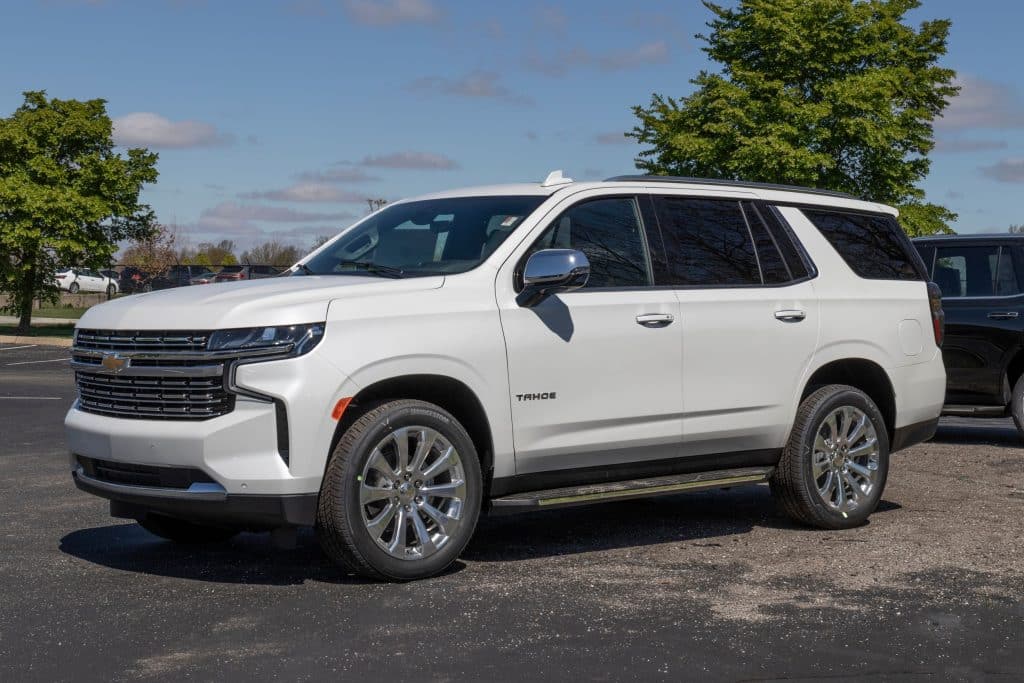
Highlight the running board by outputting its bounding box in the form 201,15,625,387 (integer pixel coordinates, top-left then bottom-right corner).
489,466,774,511
942,404,1006,417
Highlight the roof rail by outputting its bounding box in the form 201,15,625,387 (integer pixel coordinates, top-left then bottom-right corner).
603,175,858,200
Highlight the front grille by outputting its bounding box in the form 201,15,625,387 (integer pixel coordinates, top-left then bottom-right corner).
75,329,210,352
77,456,216,489
72,328,234,421
74,372,234,420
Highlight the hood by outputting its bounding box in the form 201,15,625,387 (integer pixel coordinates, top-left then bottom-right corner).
77,274,445,330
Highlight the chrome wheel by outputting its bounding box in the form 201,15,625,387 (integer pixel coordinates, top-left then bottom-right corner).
358,426,466,561
811,406,880,513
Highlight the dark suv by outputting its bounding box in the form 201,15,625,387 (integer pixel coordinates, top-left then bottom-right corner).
913,234,1024,435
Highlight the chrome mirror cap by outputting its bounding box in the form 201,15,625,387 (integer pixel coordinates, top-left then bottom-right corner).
518,249,590,307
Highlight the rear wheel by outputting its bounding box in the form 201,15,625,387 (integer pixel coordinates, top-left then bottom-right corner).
68,282,80,294
771,384,890,529
137,514,239,543
106,283,117,297
1011,375,1024,439
317,399,482,581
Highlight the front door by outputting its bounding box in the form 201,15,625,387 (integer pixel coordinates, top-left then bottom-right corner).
498,195,683,474
931,242,1024,405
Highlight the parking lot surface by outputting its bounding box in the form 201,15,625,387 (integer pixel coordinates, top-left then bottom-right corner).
1,342,1021,681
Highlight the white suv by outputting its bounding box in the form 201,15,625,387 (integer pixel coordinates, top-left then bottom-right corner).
66,173,946,580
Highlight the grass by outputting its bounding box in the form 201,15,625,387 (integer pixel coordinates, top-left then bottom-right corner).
33,306,90,319
0,323,76,338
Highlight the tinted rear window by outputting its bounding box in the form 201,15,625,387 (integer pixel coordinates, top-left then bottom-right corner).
802,209,923,281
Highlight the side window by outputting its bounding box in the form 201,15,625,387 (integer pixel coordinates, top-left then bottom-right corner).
527,197,652,288
914,244,936,278
654,197,760,286
741,201,790,284
761,205,812,279
933,245,1020,298
802,209,924,281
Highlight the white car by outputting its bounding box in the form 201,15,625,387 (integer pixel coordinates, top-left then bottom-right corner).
56,267,119,296
65,172,946,581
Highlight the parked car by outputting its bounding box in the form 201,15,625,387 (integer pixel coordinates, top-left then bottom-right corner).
164,265,209,288
913,234,1024,436
67,173,946,581
189,271,219,285
212,264,284,282
55,267,119,296
118,266,152,294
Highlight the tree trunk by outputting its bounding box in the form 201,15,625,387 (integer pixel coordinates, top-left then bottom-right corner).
15,260,35,336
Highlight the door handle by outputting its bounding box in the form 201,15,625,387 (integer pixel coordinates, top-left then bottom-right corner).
988,311,1019,320
774,309,806,322
636,313,674,328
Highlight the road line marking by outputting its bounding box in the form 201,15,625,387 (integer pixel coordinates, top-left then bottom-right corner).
0,396,63,400
4,358,69,366
0,345,38,351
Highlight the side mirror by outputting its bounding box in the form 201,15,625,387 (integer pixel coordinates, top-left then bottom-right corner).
517,249,590,307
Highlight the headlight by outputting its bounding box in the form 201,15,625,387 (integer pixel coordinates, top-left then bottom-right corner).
206,323,324,356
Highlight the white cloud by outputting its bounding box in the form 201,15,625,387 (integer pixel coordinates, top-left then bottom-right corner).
980,158,1024,183
407,71,533,105
113,112,232,149
526,41,669,77
939,76,1024,130
353,151,459,170
296,167,380,183
341,0,439,26
240,183,367,203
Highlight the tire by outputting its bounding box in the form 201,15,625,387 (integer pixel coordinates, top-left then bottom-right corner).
68,282,80,294
106,284,117,297
317,399,483,581
137,514,239,544
1011,374,1024,439
142,283,153,292
771,384,890,530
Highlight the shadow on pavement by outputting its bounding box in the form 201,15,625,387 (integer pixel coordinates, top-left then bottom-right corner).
60,485,902,581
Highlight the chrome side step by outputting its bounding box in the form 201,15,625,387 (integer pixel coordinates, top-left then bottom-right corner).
941,404,1006,417
489,466,773,511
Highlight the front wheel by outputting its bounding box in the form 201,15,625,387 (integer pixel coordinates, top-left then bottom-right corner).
317,399,482,581
137,514,239,543
771,384,890,529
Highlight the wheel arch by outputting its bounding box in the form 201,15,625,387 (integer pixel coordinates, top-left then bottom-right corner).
330,373,496,494
800,358,897,442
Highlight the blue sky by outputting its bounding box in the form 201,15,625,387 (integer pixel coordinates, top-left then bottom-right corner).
3,0,1024,252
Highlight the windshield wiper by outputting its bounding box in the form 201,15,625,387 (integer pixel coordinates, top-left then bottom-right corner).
334,260,405,278
293,263,315,276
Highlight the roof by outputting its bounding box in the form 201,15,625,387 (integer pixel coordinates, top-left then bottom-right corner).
401,173,895,215
913,233,1024,242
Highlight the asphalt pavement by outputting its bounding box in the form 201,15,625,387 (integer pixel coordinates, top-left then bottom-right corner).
1,342,1021,681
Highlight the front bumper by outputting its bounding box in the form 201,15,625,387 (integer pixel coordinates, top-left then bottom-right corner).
72,467,317,527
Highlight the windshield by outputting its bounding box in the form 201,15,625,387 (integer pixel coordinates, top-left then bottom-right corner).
300,195,545,277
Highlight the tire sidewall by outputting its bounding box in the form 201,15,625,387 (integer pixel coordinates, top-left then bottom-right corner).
331,403,482,581
1011,375,1024,437
797,388,890,526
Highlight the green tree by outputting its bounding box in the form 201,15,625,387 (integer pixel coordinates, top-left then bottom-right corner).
0,91,158,332
629,0,958,236
180,239,237,266
240,240,301,266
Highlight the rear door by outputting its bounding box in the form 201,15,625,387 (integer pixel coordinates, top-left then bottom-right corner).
931,242,1024,405
650,195,820,457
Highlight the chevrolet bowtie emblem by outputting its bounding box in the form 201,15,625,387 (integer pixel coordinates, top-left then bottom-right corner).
100,353,130,374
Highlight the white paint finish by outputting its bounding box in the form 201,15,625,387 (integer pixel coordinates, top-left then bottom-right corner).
498,290,683,472
63,177,947,512
898,319,924,356
674,281,820,455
